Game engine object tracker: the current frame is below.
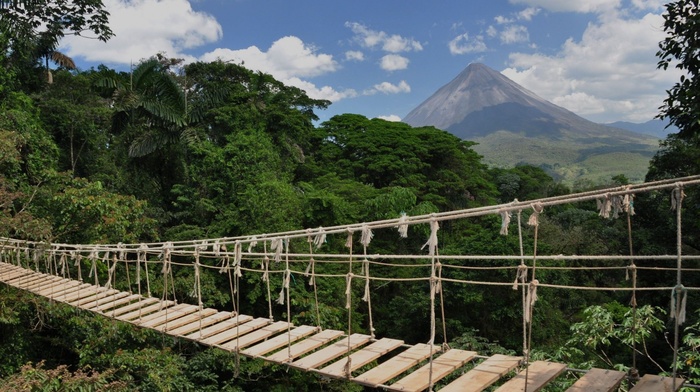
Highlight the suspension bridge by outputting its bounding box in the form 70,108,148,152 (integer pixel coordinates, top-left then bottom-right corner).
1,175,699,391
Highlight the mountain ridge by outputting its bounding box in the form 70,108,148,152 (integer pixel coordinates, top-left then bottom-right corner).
402,63,659,184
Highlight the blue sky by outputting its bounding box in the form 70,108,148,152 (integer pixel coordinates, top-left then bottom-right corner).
61,0,681,125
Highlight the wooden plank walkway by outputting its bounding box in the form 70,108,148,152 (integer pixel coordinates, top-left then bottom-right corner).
0,262,685,392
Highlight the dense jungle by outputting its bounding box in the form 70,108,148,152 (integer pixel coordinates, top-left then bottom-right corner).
1,1,700,390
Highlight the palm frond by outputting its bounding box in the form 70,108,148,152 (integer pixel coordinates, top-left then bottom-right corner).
49,51,76,69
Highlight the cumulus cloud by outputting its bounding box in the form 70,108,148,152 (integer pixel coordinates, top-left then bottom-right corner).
200,36,353,102
364,80,411,95
284,77,357,102
449,33,487,55
380,54,410,71
200,36,338,79
376,115,402,122
518,7,541,20
345,22,423,52
509,0,620,13
500,25,530,44
502,12,682,122
60,0,222,64
345,50,365,61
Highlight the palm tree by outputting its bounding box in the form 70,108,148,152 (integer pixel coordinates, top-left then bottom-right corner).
97,58,187,157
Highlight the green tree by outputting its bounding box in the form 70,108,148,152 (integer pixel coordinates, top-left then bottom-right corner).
0,0,112,92
657,0,700,140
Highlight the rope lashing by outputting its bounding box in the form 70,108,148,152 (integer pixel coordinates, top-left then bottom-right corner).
597,194,612,219
513,264,528,290
397,212,409,238
671,185,686,211
345,272,354,309
313,227,326,249
271,238,284,262
277,267,290,305
499,209,511,235
524,279,539,324
105,253,118,289
247,236,258,253
528,203,543,227
138,243,148,297
72,251,83,281
422,218,440,256
87,249,98,284
262,240,273,320
670,284,688,325
194,257,203,309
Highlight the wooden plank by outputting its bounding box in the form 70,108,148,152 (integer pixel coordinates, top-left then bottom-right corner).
267,329,345,364
71,289,121,307
197,318,270,346
318,337,404,378
289,333,372,371
1,267,37,279
131,303,193,326
80,292,131,310
630,374,684,392
92,294,143,312
155,308,218,332
25,277,75,292
387,349,478,392
45,282,94,299
440,354,523,392
58,286,109,303
494,361,568,392
17,276,62,290
566,368,626,392
242,325,318,357
185,314,257,341
354,343,439,388
5,273,45,286
108,297,160,317
35,280,84,296
220,321,291,351
41,282,90,297
138,304,201,328
165,311,236,336
117,301,177,321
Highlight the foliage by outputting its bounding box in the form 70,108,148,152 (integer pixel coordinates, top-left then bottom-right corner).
0,0,112,92
657,0,700,140
0,361,127,392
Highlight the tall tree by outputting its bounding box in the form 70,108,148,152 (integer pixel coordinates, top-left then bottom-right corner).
657,0,700,140
0,0,112,91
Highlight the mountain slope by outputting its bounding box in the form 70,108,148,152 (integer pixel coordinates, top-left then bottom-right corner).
402,63,659,184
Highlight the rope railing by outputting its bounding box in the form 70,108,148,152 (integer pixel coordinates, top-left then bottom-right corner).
0,174,698,390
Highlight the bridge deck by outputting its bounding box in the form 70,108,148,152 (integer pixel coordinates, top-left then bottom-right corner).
0,261,684,391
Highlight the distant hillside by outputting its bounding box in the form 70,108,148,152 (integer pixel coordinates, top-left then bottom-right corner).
606,119,677,138
403,63,659,184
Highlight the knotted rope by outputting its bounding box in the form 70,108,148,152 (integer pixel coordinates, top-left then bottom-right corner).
360,225,375,342
424,218,440,392
397,212,409,238
671,184,686,390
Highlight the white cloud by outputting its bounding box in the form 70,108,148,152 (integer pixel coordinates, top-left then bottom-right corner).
502,12,682,122
345,50,365,61
500,25,529,44
509,0,620,13
364,80,411,95
345,22,423,53
495,15,514,24
60,0,222,64
380,54,409,71
200,36,349,103
518,7,541,20
449,33,487,55
630,0,665,11
376,115,402,122
200,36,337,79
284,77,357,102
